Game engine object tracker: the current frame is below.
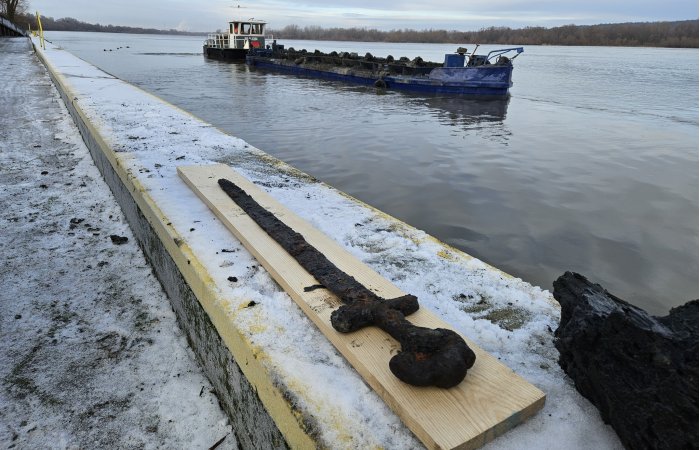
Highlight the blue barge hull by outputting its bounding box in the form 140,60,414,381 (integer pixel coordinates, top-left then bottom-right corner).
245,47,522,97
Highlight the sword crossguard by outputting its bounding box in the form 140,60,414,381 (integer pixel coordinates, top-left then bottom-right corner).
330,294,418,332
331,294,475,388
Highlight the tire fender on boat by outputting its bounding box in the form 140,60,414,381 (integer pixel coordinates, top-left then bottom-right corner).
374,79,387,89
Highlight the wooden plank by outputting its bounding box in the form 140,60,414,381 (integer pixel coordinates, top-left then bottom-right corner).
178,164,545,450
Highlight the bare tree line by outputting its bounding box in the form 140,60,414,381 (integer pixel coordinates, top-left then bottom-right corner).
10,13,204,35
272,21,698,48
0,0,27,21
4,8,697,48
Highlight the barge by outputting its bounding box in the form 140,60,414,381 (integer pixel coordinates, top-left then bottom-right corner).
203,18,268,60
246,45,524,96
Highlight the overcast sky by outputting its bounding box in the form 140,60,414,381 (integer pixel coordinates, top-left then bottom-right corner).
30,0,699,32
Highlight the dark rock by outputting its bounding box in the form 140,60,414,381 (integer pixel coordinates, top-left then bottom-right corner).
553,272,698,450
109,235,128,245
410,56,424,67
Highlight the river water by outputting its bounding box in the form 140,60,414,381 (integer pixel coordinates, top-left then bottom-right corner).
43,31,698,315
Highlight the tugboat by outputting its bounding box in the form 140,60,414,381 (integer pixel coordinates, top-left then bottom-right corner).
203,18,268,60
246,45,524,96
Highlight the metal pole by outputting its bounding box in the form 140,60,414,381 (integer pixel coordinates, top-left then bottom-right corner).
35,12,45,49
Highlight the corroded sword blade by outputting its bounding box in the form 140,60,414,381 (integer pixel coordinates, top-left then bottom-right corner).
218,178,475,388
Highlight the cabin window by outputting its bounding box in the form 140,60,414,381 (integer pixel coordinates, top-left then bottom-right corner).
233,22,239,34
242,23,251,34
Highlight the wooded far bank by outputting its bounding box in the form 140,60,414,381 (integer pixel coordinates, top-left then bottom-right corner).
10,13,699,48
272,21,698,48
11,13,203,36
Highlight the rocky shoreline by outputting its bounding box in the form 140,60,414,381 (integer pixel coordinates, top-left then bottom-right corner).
554,272,698,449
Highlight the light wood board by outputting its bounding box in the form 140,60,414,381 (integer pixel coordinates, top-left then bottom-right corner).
178,164,545,450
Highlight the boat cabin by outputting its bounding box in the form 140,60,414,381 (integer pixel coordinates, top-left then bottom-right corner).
228,19,266,49
205,18,267,53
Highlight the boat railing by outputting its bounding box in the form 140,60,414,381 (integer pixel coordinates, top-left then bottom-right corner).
206,32,272,49
485,47,524,63
206,33,229,49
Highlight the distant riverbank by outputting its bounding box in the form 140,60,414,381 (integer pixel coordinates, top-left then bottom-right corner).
10,13,699,48
272,21,699,48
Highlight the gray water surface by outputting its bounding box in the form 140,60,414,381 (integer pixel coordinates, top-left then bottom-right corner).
44,31,698,315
